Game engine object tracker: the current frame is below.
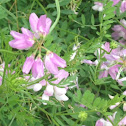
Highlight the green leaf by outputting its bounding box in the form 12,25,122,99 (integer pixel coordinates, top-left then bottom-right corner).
0,0,11,4
103,13,115,20
61,10,75,15
81,14,85,25
91,14,95,25
0,7,7,19
103,20,115,25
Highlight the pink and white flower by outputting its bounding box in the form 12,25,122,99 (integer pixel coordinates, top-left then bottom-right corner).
92,2,104,12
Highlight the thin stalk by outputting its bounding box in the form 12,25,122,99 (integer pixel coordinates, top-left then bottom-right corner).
49,0,60,34
36,0,47,15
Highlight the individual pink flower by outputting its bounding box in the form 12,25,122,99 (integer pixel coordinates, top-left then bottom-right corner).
29,13,52,37
95,112,117,126
45,51,67,74
92,2,103,12
112,20,126,41
99,64,120,80
118,116,126,126
32,57,44,78
22,55,34,74
52,69,69,84
44,83,54,96
9,27,34,50
95,118,112,126
120,1,126,13
112,0,120,6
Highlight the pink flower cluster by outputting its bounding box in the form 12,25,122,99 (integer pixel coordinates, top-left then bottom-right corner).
95,111,126,126
9,13,52,50
9,13,70,104
92,0,126,13
112,19,126,45
27,69,69,105
83,42,126,85
23,51,67,78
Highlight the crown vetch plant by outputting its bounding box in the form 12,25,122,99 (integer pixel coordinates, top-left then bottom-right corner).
2,0,126,125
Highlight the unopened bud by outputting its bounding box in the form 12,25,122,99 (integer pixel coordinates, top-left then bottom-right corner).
78,111,87,121
110,41,118,49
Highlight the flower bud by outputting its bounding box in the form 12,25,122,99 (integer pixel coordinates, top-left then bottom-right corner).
110,41,118,49
78,111,87,122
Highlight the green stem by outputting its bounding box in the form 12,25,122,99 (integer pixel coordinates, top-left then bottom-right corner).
0,49,33,55
36,0,47,15
49,0,60,34
56,27,89,41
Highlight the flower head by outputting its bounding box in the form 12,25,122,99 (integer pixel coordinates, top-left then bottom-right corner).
29,13,52,37
9,28,34,50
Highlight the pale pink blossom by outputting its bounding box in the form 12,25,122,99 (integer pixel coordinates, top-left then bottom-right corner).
29,13,52,37
95,112,117,126
120,1,126,13
9,28,34,50
95,118,112,126
22,55,34,74
32,57,44,78
92,2,103,12
118,116,126,126
52,69,69,84
112,0,120,6
45,52,66,74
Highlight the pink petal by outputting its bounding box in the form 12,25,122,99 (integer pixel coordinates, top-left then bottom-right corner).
37,15,46,35
51,53,66,68
32,58,44,78
29,13,39,32
45,18,52,34
33,83,42,92
10,31,24,39
45,54,59,74
21,27,34,38
44,84,54,96
22,55,34,74
9,39,31,50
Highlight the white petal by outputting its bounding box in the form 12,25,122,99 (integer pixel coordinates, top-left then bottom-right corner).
42,94,49,105
33,83,42,92
54,87,66,95
44,84,54,96
92,5,99,11
55,94,69,101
